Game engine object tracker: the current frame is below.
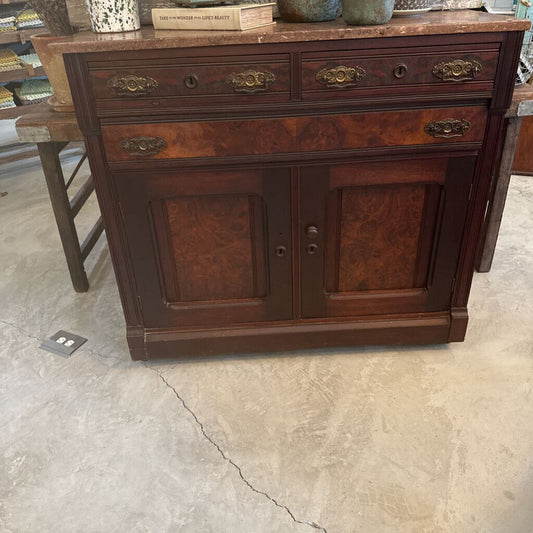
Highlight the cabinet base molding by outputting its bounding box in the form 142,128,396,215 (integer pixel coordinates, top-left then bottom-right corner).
128,313,454,360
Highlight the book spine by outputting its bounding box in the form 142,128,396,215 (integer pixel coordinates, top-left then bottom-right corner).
152,8,242,30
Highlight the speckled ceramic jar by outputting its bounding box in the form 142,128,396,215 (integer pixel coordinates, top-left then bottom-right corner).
86,0,141,33
393,0,431,16
277,0,341,22
342,0,394,24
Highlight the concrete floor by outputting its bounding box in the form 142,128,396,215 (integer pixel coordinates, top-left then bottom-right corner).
1,153,532,533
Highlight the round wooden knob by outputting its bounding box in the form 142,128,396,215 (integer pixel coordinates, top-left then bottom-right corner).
305,225,319,239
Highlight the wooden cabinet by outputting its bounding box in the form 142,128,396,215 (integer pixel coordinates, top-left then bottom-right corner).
63,24,524,360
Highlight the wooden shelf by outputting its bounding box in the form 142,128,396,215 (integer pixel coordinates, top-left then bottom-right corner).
0,27,47,45
0,99,49,120
0,65,45,83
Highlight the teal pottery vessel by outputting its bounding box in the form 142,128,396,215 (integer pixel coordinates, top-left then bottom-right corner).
342,0,394,24
277,0,341,22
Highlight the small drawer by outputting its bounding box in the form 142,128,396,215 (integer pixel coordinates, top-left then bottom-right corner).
89,54,290,107
102,106,487,162
301,48,499,99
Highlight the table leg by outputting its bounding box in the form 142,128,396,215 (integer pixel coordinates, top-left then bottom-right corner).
476,117,522,273
38,141,89,292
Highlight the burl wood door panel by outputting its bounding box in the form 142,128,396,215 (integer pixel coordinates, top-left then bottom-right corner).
101,106,487,162
114,167,292,328
300,157,476,318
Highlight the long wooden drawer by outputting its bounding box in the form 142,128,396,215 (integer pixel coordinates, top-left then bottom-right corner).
88,54,290,106
102,105,488,162
301,46,499,100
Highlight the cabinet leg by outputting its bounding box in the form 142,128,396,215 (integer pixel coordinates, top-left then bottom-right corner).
38,142,89,292
449,307,469,342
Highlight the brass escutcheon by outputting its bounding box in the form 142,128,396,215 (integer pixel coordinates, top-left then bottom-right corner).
432,59,482,82
316,66,366,88
108,75,159,96
424,119,471,138
225,70,275,93
120,136,167,156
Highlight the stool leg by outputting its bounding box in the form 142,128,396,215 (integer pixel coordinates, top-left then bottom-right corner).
476,117,522,273
38,142,89,292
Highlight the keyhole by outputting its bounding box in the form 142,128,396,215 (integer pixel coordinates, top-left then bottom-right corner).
276,245,287,257
184,74,198,89
306,243,318,255
393,64,408,79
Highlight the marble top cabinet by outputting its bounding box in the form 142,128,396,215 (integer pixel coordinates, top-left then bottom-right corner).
60,14,528,359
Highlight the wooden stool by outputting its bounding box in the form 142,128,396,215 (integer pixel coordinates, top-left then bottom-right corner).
476,84,533,272
16,108,104,292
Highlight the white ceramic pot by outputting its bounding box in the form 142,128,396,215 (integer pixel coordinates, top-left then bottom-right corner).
86,0,141,33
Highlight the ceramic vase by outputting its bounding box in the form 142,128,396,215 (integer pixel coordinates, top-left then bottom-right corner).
342,0,394,24
393,0,431,16
277,0,341,22
86,0,141,33
31,33,74,112
27,0,73,36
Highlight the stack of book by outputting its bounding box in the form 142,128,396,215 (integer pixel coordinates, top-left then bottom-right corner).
19,52,43,69
0,7,18,34
14,78,53,106
152,3,275,31
0,48,23,74
16,9,45,30
0,85,16,110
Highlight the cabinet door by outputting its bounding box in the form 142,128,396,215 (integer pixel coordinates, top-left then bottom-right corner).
114,167,292,328
300,157,475,318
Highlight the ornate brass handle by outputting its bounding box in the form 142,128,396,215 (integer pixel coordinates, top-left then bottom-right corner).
316,66,366,88
120,136,167,156
108,75,159,96
424,119,471,139
225,70,275,93
432,59,482,82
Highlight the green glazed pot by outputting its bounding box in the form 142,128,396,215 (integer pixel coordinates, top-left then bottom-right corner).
278,0,341,22
342,0,394,24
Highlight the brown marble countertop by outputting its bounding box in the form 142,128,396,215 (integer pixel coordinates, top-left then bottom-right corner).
49,11,530,54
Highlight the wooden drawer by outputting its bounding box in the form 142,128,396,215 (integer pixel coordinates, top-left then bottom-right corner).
88,54,290,107
301,46,499,100
102,105,487,162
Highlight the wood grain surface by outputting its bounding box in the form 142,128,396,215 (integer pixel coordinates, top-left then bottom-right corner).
102,106,487,161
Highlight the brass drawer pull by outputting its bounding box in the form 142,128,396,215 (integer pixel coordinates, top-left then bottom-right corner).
316,66,366,88
108,74,159,96
432,59,482,82
225,70,275,93
424,119,471,138
120,136,167,156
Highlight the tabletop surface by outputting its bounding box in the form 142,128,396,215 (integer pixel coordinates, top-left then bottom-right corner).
46,11,531,55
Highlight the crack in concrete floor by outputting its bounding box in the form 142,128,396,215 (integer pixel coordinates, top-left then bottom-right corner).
144,363,329,533
0,317,328,532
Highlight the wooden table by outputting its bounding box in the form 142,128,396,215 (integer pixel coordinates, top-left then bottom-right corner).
477,84,533,272
16,106,104,292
